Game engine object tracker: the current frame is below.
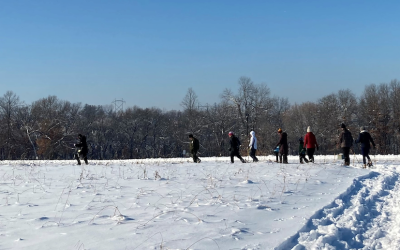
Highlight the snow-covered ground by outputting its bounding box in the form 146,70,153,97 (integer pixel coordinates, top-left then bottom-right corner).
1,154,400,249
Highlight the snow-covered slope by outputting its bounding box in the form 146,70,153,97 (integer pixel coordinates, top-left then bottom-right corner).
0,155,398,249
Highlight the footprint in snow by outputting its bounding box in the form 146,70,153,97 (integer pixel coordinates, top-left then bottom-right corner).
257,205,278,211
36,217,49,221
241,180,254,184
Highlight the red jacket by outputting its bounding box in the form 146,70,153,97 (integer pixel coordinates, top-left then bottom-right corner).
304,132,318,149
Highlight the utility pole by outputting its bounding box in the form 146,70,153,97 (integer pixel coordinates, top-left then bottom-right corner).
246,113,249,135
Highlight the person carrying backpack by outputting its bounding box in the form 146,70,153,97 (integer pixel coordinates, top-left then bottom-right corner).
228,131,246,163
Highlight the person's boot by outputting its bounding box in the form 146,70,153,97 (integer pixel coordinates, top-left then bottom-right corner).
283,155,288,164
363,164,367,168
368,160,373,167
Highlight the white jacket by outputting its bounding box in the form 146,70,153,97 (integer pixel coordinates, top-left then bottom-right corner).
249,131,257,149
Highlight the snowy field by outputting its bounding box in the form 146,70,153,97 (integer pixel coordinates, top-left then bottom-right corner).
1,154,400,250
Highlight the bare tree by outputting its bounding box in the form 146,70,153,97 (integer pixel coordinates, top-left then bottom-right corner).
317,93,341,153
0,91,21,159
181,88,199,112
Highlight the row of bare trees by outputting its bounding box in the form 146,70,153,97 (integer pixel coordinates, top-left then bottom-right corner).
1,78,399,160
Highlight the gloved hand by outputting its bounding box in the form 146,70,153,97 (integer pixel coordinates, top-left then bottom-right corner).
316,146,319,151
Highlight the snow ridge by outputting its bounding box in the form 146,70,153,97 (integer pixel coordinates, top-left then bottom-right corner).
277,168,400,250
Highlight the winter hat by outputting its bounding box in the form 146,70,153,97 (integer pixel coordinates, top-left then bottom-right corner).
78,134,83,138
360,126,366,132
340,123,346,129
278,128,282,133
228,131,234,136
307,126,311,132
299,137,304,142
188,134,193,138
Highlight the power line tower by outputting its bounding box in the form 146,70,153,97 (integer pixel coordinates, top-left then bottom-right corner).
197,103,209,111
112,98,126,114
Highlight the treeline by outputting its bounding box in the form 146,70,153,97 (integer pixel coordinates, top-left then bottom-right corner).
1,77,399,160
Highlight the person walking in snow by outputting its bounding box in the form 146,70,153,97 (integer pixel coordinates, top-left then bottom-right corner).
188,134,201,163
303,126,319,163
355,126,375,168
298,137,308,164
229,131,246,163
275,128,288,164
248,131,259,162
74,134,88,165
339,123,353,166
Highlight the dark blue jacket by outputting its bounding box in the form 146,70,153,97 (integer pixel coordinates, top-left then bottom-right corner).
355,131,375,149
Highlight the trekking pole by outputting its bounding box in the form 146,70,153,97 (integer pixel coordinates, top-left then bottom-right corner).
372,147,377,167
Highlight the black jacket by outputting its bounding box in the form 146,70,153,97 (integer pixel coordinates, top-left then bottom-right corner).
355,131,375,149
229,136,241,152
75,135,88,155
339,129,353,148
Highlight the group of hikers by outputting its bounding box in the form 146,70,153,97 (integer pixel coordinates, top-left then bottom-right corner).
73,122,376,168
188,123,376,168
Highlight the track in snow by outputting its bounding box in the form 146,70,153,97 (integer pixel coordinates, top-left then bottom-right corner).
277,166,400,250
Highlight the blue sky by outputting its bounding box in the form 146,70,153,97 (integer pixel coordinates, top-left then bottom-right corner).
1,1,399,110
